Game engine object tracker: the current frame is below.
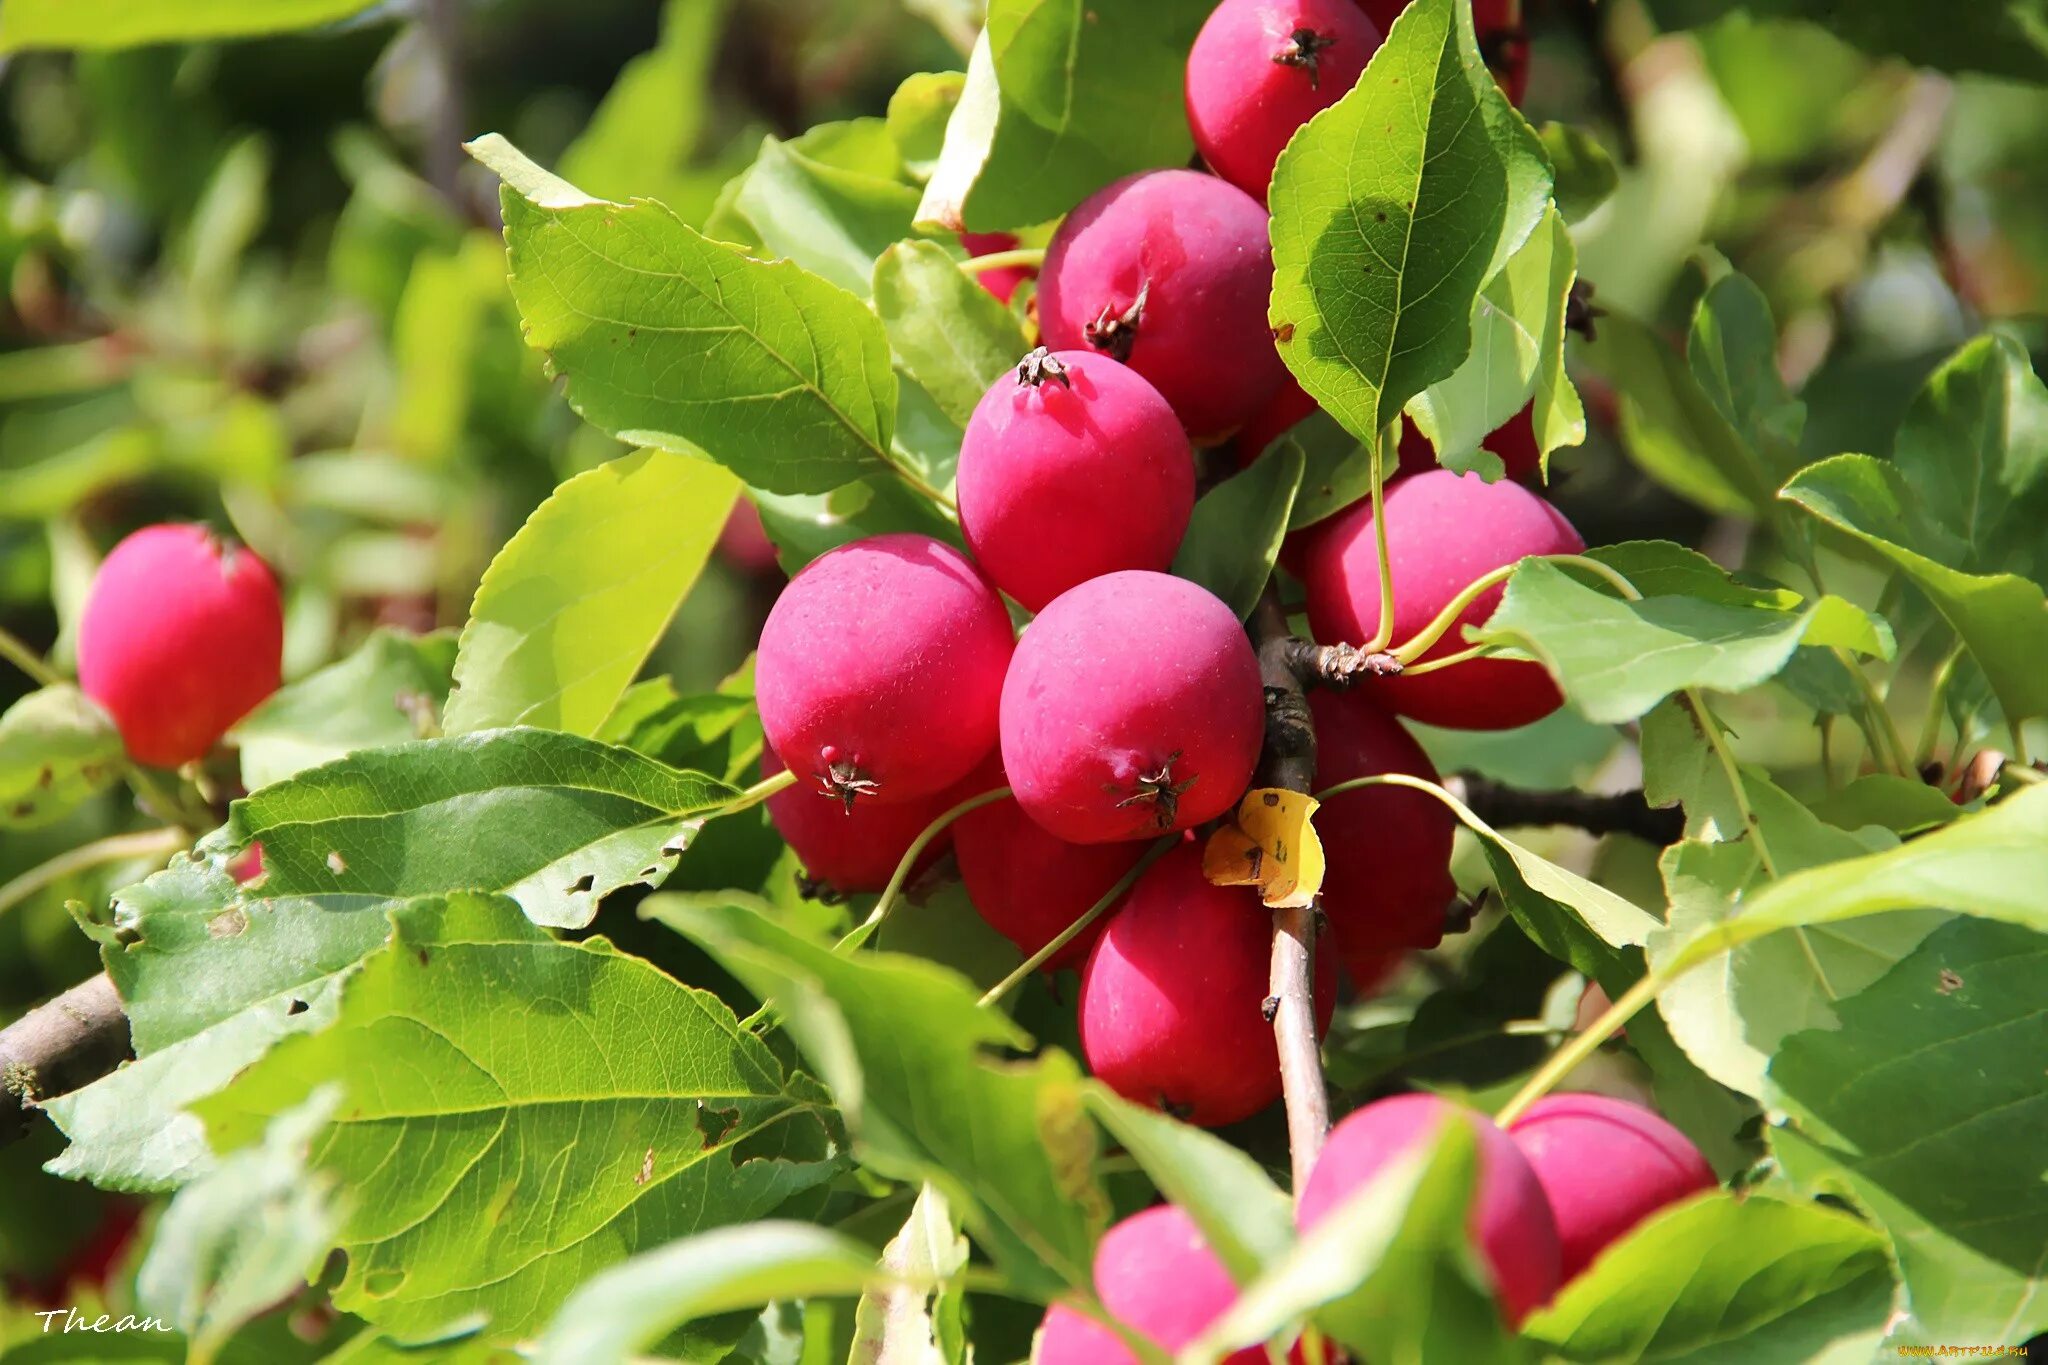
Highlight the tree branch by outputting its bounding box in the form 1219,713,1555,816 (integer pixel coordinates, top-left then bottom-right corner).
1450,775,1683,845
1,973,129,1145
1250,593,1331,1195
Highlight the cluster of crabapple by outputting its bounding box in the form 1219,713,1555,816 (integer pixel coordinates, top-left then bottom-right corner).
759,0,1574,1120
73,523,285,773
1041,1091,1714,1360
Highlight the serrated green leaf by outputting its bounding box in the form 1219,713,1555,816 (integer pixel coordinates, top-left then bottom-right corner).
1409,205,1582,474
233,630,456,790
136,1090,346,1365
887,73,966,181
1188,1120,1523,1365
468,134,899,496
649,897,1108,1299
0,0,380,51
197,894,837,1344
1170,441,1304,621
1663,784,2048,970
1081,1088,1292,1282
753,476,961,576
1521,1192,1893,1362
1539,123,1619,222
729,130,924,299
872,241,1029,430
443,449,735,737
1582,310,1776,518
1688,273,1806,485
1269,0,1508,443
224,728,739,930
0,684,123,829
1768,917,2048,1346
1806,774,1962,836
915,0,1208,232
850,1185,970,1365
1647,769,1945,1098
1472,551,1892,725
531,1222,878,1365
1781,454,2048,722
1890,332,2048,578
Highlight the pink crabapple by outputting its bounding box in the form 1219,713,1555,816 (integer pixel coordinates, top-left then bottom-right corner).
952,773,1147,968
1301,468,1584,730
1038,170,1288,441
1309,689,1459,962
999,571,1264,844
961,230,1035,305
1079,843,1336,1127
755,533,1014,807
1298,1092,1563,1324
760,747,972,895
1186,0,1385,199
77,523,283,769
1506,1092,1717,1281
958,347,1194,613
1035,1204,1304,1364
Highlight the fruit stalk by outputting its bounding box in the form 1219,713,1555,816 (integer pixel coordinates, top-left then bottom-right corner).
1249,591,1331,1193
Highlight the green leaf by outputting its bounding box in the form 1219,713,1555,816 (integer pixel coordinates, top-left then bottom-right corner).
849,1185,971,1365
1687,273,1806,484
1284,409,1377,530
1081,1088,1293,1281
530,1222,878,1365
1521,1192,1893,1362
1647,771,1945,1098
1189,1120,1524,1365
915,0,1209,232
1539,123,1619,221
1170,440,1304,621
1807,775,1962,836
1768,916,2048,1345
0,684,123,829
224,728,739,930
1472,550,1892,725
753,476,961,576
1889,332,2048,577
197,894,837,1343
1408,205,1584,476
443,449,736,737
1665,783,2048,969
872,241,1029,430
887,73,966,181
54,856,446,1190
727,129,924,299
468,134,899,496
1781,454,2048,722
1581,310,1776,518
233,630,456,791
650,897,1108,1299
0,0,381,51
558,0,729,205
136,1091,346,1365
1269,0,1508,442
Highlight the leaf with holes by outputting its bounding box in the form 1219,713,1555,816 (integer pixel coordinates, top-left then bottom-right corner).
194,894,839,1344
223,728,738,930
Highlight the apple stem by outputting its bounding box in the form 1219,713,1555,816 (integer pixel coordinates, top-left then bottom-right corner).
835,785,1013,954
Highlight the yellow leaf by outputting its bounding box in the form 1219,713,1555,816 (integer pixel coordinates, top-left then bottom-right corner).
1201,788,1325,909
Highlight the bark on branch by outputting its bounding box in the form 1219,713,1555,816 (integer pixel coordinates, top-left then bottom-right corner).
1452,774,1683,846
1251,594,1332,1195
0,972,129,1144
